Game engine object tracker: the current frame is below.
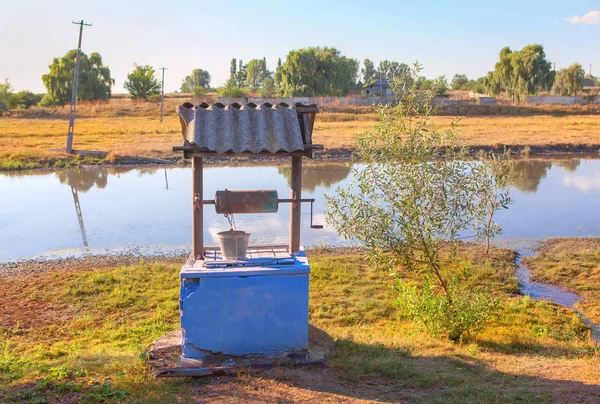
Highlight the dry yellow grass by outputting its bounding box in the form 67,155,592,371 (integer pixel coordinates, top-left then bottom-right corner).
1,111,600,168
315,114,600,148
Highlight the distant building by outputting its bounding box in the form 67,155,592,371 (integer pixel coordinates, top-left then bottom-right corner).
363,77,392,96
583,77,597,91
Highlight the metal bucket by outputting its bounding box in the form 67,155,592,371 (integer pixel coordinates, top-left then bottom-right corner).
216,230,251,260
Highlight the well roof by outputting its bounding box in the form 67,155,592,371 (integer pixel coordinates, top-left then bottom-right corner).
178,102,307,154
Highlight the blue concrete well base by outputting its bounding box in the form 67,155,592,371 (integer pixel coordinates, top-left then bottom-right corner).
179,250,310,359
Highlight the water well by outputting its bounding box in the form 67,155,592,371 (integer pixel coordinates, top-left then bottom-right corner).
171,102,324,366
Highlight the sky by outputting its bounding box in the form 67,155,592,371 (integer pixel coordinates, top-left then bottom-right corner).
1,0,599,94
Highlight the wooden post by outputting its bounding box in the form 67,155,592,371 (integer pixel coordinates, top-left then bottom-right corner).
66,20,92,154
192,157,204,259
289,156,302,254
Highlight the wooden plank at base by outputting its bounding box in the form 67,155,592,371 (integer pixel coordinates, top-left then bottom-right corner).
154,359,325,377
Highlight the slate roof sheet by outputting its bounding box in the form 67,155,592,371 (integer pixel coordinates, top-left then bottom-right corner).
178,102,305,154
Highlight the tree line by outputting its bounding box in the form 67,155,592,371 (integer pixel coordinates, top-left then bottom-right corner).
1,44,598,114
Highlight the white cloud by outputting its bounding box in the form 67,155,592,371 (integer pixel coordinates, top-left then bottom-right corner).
564,10,600,24
563,174,600,192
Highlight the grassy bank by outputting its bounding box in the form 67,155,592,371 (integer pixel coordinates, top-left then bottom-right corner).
1,113,600,170
524,238,600,325
1,246,598,403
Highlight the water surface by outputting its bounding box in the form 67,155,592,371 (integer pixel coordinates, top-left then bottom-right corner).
2,157,600,261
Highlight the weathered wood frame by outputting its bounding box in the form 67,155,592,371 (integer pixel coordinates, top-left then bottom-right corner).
175,106,319,259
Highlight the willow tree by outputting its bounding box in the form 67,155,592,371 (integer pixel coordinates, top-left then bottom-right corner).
276,47,358,96
553,63,585,96
487,44,553,102
41,50,114,106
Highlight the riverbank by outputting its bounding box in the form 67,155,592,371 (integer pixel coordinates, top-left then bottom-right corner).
1,245,598,403
523,238,600,325
2,113,600,170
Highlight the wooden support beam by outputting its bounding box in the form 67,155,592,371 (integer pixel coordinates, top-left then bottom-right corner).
192,157,204,259
289,156,302,254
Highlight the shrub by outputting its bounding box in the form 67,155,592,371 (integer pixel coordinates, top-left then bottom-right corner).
325,63,511,341
397,273,499,342
216,82,250,98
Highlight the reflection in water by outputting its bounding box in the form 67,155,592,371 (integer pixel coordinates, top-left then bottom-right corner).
2,157,600,261
503,158,581,193
56,168,108,192
70,179,88,247
278,163,352,192
503,160,552,193
554,159,581,172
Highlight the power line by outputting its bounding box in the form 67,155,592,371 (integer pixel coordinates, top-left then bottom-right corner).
66,20,92,154
159,67,168,124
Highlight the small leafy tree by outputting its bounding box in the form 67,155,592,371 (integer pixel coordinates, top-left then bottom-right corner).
473,154,513,254
451,74,469,90
553,63,585,96
180,68,211,94
124,64,161,101
325,64,510,341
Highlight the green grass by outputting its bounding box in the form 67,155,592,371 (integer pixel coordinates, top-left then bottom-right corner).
0,150,109,171
524,238,600,324
0,247,598,402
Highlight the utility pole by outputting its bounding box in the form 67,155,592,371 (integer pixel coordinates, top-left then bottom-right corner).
66,20,92,154
159,67,168,124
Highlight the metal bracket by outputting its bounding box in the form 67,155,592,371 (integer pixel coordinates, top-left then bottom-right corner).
193,193,202,210
309,200,323,229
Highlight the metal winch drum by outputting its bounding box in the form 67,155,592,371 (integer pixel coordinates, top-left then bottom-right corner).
202,189,322,260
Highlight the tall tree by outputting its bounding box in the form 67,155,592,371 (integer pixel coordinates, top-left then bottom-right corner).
275,57,283,90
235,59,247,87
124,64,161,101
362,58,376,85
378,60,412,82
245,58,271,90
0,79,14,113
277,47,358,97
553,63,585,96
489,44,553,102
180,68,211,94
229,58,237,80
41,50,114,106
